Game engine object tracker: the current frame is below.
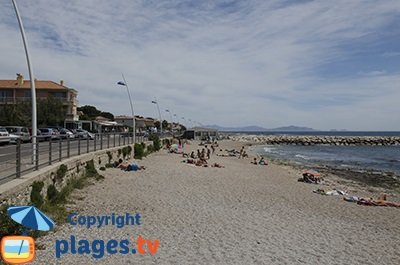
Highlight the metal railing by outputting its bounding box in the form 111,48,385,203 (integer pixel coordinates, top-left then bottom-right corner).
0,132,148,184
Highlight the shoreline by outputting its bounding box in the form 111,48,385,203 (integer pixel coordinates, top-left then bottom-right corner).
242,141,400,195
238,140,400,198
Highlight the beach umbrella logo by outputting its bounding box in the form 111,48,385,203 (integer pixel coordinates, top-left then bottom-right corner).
1,206,55,264
7,206,55,231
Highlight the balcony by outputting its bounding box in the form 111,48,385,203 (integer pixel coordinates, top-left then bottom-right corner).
0,97,70,104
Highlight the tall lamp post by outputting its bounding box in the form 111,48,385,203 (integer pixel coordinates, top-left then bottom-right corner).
165,109,173,127
12,0,37,163
181,117,186,128
151,100,162,136
117,74,135,145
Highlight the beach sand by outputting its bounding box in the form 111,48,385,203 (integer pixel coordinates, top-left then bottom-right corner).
34,140,400,264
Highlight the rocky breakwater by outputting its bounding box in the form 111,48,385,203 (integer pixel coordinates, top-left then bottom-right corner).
229,135,400,146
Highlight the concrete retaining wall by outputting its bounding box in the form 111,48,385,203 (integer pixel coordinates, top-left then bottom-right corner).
0,141,154,206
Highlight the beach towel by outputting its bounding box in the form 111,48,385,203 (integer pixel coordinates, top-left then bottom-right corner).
126,163,139,171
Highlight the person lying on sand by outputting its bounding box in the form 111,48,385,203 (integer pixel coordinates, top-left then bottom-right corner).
211,163,224,168
118,162,146,171
298,172,322,184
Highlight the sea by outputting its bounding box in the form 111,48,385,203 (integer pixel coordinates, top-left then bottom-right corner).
237,131,400,175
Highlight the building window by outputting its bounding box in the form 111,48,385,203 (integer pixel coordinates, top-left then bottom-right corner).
49,92,67,99
0,90,12,98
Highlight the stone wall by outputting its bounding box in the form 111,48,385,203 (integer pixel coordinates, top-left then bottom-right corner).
0,141,153,206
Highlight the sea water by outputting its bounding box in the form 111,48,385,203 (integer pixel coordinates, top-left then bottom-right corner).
252,132,400,174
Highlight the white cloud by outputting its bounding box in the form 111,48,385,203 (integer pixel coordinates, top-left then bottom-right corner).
0,0,399,130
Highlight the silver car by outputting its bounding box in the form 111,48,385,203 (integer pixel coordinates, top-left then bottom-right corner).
0,127,10,145
5,126,31,143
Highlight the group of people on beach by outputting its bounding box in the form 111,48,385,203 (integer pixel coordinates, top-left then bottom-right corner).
251,156,268,166
181,142,224,168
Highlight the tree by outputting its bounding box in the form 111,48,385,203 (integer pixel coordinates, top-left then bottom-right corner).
162,120,169,130
0,98,65,127
154,121,160,130
77,105,101,120
37,97,65,126
100,111,114,121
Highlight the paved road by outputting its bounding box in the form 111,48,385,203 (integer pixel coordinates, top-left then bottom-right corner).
0,134,145,184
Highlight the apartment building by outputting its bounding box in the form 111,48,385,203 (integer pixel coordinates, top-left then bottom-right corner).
0,74,79,121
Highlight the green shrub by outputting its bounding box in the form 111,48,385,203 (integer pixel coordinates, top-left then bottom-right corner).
30,181,44,207
105,163,113,168
118,149,122,157
84,159,104,181
56,164,68,182
46,184,59,203
0,205,23,234
85,160,97,178
122,145,133,159
134,143,144,159
99,167,106,171
149,134,161,151
147,144,154,153
106,151,112,164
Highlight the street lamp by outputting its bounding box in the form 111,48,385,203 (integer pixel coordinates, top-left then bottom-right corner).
117,74,135,145
165,109,173,126
151,100,162,136
12,0,37,163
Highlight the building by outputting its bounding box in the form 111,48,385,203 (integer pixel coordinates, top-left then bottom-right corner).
0,74,79,121
182,127,218,140
114,115,156,132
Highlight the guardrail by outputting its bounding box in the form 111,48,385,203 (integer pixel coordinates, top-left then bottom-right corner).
0,132,147,184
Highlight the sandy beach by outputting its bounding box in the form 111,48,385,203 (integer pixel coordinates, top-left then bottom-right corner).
34,140,400,264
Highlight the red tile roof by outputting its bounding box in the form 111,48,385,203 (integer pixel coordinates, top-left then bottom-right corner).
0,80,69,90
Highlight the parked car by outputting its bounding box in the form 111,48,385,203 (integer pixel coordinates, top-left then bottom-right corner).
28,128,46,142
59,128,75,139
0,127,10,145
74,129,95,140
5,126,31,143
39,128,60,141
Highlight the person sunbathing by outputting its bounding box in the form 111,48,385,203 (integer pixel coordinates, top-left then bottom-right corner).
118,162,146,171
211,163,224,168
195,159,208,167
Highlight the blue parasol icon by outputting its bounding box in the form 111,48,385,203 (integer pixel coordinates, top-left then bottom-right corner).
6,206,55,257
7,206,55,232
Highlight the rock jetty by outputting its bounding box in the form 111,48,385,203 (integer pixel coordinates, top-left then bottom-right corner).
228,135,400,146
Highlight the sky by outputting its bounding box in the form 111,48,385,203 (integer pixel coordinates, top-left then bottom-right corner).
1,0,400,130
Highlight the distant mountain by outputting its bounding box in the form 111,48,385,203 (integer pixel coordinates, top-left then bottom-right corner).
268,125,316,131
204,125,316,132
205,125,268,132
